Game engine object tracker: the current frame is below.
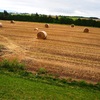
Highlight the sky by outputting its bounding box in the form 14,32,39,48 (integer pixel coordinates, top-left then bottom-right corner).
0,0,100,18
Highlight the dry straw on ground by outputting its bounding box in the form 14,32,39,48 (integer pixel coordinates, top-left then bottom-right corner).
37,31,47,39
1,21,100,83
45,24,49,28
0,23,2,27
83,28,89,33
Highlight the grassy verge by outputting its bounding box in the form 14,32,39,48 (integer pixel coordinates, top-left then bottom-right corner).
0,59,100,100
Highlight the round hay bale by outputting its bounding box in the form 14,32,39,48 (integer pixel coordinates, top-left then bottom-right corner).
34,28,38,31
0,23,2,28
71,24,75,27
37,31,47,39
45,23,49,28
11,20,15,23
83,28,89,33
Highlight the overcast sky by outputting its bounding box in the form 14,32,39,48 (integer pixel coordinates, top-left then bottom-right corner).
0,0,100,18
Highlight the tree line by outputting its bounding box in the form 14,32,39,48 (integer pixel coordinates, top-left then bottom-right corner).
0,10,100,27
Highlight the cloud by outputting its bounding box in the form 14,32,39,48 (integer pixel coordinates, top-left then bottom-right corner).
0,0,100,18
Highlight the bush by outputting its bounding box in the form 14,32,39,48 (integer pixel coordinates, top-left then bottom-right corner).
0,59,25,72
96,82,100,90
37,67,47,74
20,71,33,77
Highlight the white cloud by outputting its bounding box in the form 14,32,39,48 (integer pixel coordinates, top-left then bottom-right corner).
0,0,100,18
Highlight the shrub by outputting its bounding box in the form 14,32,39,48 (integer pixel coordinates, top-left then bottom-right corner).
60,78,67,84
37,67,47,74
20,71,33,77
96,82,100,89
0,59,25,72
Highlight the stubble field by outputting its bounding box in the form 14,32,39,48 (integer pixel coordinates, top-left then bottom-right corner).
0,20,100,83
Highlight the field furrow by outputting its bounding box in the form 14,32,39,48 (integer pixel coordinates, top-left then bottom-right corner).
0,20,100,83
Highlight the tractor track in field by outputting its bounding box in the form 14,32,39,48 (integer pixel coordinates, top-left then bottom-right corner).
0,20,100,83
48,38,100,48
28,58,100,83
0,34,34,63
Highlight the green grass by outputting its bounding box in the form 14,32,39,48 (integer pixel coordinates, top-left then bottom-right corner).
0,73,100,100
0,59,100,100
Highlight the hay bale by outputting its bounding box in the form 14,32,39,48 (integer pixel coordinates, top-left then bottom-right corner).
37,31,47,39
45,23,49,28
11,20,15,23
0,23,2,28
71,24,75,27
34,28,38,31
83,28,89,33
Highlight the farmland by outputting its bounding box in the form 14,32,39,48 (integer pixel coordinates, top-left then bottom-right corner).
0,20,100,83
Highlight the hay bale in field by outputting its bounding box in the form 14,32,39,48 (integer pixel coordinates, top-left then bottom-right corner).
71,24,75,27
45,23,49,28
37,31,47,39
10,20,15,23
0,23,2,28
34,28,38,31
83,28,89,33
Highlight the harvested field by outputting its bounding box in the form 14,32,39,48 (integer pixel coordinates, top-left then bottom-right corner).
0,20,100,83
